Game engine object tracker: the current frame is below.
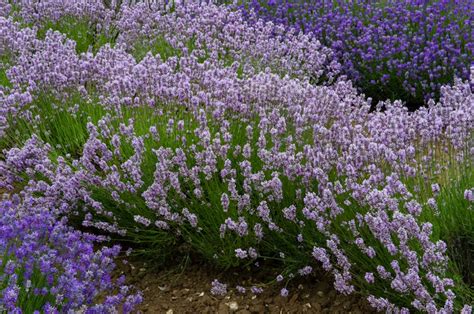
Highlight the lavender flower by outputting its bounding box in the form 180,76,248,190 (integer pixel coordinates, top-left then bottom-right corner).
0,198,141,312
210,279,227,296
465,189,474,202
241,0,474,107
250,286,263,295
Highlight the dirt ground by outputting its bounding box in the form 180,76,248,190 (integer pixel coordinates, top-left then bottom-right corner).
119,258,375,314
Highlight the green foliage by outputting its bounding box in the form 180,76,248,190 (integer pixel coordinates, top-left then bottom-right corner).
36,16,115,53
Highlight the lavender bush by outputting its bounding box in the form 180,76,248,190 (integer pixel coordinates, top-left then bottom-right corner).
1,0,473,312
235,0,474,109
0,194,142,312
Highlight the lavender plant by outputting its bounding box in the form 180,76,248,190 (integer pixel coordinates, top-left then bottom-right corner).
0,195,142,312
235,0,474,109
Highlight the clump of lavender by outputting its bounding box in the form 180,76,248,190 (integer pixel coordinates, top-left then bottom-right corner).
239,0,474,109
115,1,339,82
0,197,142,312
10,0,110,25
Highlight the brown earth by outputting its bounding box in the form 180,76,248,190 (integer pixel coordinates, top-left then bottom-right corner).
118,258,376,314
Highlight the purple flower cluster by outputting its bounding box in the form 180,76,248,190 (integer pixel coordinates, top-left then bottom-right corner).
10,0,110,25
239,0,474,108
115,1,339,82
1,1,473,312
210,279,227,296
0,196,142,312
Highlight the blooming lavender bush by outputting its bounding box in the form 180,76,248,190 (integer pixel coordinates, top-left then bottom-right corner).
1,0,473,312
0,195,142,312
115,1,339,81
236,0,474,109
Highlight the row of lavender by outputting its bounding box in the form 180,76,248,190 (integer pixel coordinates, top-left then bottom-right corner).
234,0,474,109
1,0,473,312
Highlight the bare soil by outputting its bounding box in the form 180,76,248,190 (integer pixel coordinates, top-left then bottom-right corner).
118,258,375,314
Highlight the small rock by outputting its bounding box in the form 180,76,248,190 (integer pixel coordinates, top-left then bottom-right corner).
166,310,173,314
226,301,239,311
304,303,312,308
317,291,324,297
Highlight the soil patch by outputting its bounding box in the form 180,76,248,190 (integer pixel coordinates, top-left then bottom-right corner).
118,258,375,313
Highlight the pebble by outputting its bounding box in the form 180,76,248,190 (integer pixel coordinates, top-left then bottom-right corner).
226,301,239,311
